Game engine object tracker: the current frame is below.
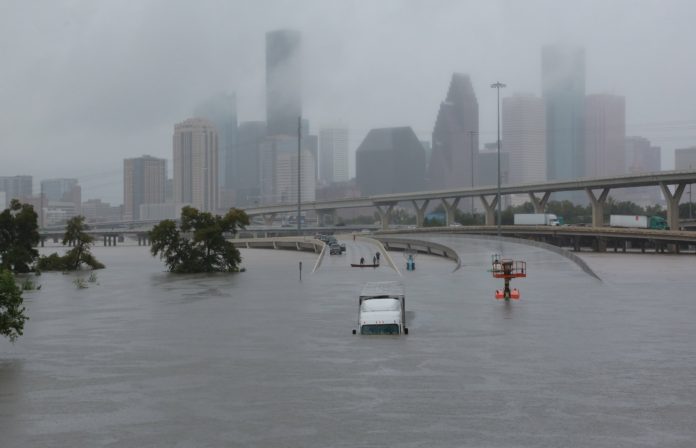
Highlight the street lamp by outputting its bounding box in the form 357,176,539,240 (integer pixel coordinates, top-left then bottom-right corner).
490,81,506,236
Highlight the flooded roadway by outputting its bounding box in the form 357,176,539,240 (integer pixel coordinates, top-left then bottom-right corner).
1,235,695,447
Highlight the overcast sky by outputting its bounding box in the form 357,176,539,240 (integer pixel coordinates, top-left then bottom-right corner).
2,0,695,203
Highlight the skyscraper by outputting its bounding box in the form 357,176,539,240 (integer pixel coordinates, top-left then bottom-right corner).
319,127,349,184
123,156,166,221
585,94,626,178
259,136,315,204
675,146,696,170
0,175,32,207
429,74,479,198
266,30,301,137
502,94,546,185
194,93,237,191
173,118,219,212
41,178,82,219
542,45,585,182
356,127,425,196
626,136,661,174
236,121,267,206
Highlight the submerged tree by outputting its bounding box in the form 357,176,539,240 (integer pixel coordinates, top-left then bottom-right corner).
150,207,249,273
37,216,104,271
0,270,28,342
0,199,40,273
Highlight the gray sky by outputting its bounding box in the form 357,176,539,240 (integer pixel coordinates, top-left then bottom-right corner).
2,0,695,203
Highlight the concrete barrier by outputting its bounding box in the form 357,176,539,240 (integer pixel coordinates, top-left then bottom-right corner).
372,236,461,272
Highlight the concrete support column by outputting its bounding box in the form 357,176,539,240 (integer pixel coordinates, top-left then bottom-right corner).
441,198,460,226
375,203,396,230
411,199,430,228
528,191,552,213
103,235,107,246
262,214,275,227
479,195,498,226
659,182,686,231
586,188,611,227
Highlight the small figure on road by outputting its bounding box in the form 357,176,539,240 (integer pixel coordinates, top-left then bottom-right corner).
360,257,365,265
375,252,380,262
373,255,377,265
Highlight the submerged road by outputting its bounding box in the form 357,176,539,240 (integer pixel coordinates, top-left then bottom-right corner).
1,235,695,447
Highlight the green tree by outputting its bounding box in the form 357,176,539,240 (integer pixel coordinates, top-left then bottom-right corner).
150,207,249,273
37,216,104,271
0,270,28,342
0,199,39,273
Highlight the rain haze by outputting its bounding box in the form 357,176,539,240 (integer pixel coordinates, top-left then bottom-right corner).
1,0,696,203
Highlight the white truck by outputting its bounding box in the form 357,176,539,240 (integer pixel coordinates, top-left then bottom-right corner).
352,281,408,335
513,213,560,226
609,214,667,230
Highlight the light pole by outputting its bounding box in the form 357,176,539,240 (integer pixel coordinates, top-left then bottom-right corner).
468,130,477,219
297,116,302,234
491,81,506,236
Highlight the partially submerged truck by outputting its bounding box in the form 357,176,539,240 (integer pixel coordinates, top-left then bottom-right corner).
352,281,408,335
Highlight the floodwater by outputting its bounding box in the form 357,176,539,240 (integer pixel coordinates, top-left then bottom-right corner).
1,235,695,447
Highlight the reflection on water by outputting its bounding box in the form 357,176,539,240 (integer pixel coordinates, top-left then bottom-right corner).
0,240,695,447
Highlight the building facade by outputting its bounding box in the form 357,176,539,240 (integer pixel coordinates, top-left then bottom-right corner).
356,127,425,196
123,155,167,221
173,118,219,212
585,94,626,178
503,94,546,185
259,135,315,204
319,127,349,184
542,45,586,182
194,93,237,191
0,175,32,207
266,29,301,137
429,73,479,203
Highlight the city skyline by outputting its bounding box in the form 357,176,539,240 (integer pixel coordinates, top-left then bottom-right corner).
2,1,696,204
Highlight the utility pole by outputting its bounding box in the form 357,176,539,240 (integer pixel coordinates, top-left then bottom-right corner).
490,81,506,236
469,130,476,218
297,116,302,234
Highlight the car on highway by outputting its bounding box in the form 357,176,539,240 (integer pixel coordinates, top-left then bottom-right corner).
329,243,343,255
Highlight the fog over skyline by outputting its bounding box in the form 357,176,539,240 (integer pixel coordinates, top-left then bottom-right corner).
2,0,696,204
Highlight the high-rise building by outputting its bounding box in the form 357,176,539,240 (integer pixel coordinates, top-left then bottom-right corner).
429,73,479,202
259,135,315,204
585,94,626,178
503,94,546,186
675,146,696,170
319,127,349,184
41,178,82,221
0,175,32,207
356,127,425,196
236,121,267,206
194,93,237,191
625,136,661,174
542,45,586,182
478,144,511,209
123,156,166,221
173,118,219,212
266,29,301,137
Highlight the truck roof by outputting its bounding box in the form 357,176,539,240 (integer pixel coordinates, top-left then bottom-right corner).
360,297,401,312
360,281,404,299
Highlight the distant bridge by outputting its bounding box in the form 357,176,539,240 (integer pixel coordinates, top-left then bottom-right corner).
243,169,696,232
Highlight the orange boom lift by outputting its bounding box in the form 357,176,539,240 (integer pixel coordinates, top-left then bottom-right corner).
491,254,526,300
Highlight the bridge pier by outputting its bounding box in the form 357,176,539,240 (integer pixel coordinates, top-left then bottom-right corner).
586,187,611,227
441,198,460,226
659,182,686,231
411,200,430,228
479,195,499,226
375,203,396,230
528,191,552,213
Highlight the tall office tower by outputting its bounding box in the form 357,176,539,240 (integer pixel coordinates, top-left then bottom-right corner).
619,136,662,205
356,127,425,196
123,156,166,221
266,29,301,137
194,93,237,191
585,94,626,178
625,136,661,173
259,135,315,204
503,94,546,185
0,175,32,207
429,74,479,206
173,118,219,212
235,121,267,206
542,45,586,182
319,127,349,184
675,146,696,170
